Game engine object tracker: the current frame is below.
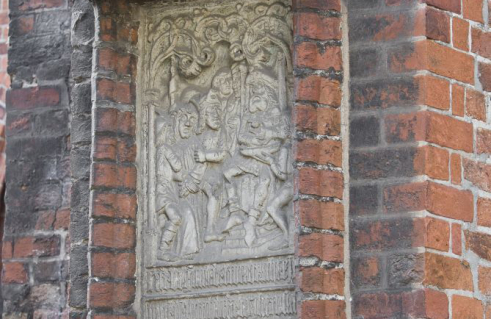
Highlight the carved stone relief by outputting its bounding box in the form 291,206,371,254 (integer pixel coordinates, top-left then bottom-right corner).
138,0,295,316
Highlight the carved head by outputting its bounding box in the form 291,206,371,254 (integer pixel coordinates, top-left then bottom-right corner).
212,68,233,97
247,71,279,114
205,103,221,130
174,103,198,139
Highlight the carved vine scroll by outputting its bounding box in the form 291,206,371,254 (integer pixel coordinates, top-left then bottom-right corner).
138,1,295,317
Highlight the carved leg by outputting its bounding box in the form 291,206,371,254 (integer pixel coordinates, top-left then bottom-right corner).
157,203,182,262
203,182,225,243
266,185,293,251
224,167,243,213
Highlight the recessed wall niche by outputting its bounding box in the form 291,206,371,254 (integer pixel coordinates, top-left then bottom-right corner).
136,0,296,318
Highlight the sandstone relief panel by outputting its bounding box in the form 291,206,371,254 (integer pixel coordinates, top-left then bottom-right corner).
138,0,295,317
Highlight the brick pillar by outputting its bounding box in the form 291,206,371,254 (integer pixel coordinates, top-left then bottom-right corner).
292,1,349,318
349,0,491,318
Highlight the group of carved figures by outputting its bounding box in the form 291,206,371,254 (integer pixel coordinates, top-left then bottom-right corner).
146,2,294,262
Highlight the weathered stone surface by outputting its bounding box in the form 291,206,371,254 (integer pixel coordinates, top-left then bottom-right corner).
138,0,295,316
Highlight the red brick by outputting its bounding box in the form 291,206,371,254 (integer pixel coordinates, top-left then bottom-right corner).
424,253,473,290
99,48,135,76
296,76,341,107
54,209,70,230
95,108,135,136
293,0,341,11
298,167,343,199
465,230,491,262
426,0,461,13
427,41,474,84
2,240,12,259
451,153,462,185
390,41,474,84
97,79,133,104
2,262,28,284
423,146,449,181
92,163,136,190
463,158,491,193
418,75,450,110
466,88,486,121
13,236,60,258
92,223,135,249
18,0,64,10
355,291,429,319
301,267,344,295
295,105,341,136
452,223,462,255
426,111,473,153
478,197,491,227
93,193,137,220
89,282,135,308
92,252,136,279
453,18,469,51
295,13,341,40
424,288,449,319
94,136,117,161
479,62,491,92
8,87,60,110
472,29,491,57
479,266,491,295
352,257,380,287
427,182,473,222
100,17,116,42
352,218,425,251
383,182,427,213
301,300,346,319
298,200,344,231
295,42,342,71
425,217,449,251
35,211,55,231
452,84,465,116
477,128,491,154
463,0,484,23
453,295,484,319
299,233,343,262
426,7,450,43
384,112,426,143
296,139,342,167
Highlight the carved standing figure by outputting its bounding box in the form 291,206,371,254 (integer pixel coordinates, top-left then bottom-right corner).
156,102,201,262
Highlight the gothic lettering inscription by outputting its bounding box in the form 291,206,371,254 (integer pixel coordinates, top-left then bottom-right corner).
138,0,294,314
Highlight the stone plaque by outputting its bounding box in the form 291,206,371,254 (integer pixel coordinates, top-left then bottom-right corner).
137,0,295,316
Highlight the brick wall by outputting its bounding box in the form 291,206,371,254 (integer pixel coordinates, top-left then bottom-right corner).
294,0,349,318
2,0,72,317
349,0,491,318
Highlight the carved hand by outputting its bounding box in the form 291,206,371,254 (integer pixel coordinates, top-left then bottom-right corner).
194,150,206,163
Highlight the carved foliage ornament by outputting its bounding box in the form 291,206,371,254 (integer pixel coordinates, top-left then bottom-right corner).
139,1,295,317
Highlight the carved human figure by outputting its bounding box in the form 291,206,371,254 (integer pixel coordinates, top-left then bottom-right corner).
192,68,236,242
222,70,289,246
156,102,201,261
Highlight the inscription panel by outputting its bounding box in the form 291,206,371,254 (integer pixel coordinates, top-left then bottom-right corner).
138,0,295,315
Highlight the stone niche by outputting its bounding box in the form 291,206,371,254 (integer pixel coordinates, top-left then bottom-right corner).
137,0,295,317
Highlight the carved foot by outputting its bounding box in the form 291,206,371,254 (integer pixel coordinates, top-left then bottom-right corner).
204,234,226,243
223,214,244,233
157,250,179,262
244,222,257,247
268,239,289,251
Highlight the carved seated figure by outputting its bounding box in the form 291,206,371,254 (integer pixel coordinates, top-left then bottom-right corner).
222,71,289,247
156,102,201,262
